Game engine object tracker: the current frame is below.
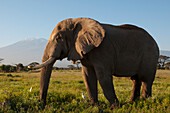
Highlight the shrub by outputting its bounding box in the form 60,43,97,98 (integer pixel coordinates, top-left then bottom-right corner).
6,73,13,77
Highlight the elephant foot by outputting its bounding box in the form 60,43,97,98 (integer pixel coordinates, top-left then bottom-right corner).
89,101,99,106
88,98,98,106
130,96,140,102
39,100,46,108
89,102,103,113
110,102,119,110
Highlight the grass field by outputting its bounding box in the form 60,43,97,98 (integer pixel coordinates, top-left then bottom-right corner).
0,70,169,112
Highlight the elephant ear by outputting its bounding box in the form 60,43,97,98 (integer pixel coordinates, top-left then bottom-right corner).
68,18,105,60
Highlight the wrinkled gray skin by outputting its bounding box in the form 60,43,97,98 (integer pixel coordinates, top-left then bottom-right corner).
40,18,159,108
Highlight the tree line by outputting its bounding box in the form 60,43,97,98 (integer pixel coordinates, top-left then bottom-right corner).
157,55,170,69
0,60,81,72
0,55,169,72
0,63,26,72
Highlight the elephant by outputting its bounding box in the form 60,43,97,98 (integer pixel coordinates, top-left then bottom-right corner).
34,17,159,108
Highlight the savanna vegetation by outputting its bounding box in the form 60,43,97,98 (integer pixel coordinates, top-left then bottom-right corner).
0,70,169,112
0,61,80,73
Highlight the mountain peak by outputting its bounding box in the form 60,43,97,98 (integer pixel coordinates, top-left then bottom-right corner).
20,38,47,42
0,38,72,67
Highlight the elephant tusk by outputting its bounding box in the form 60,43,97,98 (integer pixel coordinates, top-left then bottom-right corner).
32,57,56,69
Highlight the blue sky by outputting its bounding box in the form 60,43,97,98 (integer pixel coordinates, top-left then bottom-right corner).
0,0,170,50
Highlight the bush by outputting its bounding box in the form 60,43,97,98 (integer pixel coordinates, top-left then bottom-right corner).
6,73,13,77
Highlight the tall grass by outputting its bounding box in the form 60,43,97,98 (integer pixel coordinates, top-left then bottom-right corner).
0,70,169,112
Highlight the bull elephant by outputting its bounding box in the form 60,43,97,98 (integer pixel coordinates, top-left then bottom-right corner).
34,18,159,108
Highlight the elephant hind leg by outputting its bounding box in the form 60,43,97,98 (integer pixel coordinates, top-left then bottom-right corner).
138,52,157,99
130,75,141,101
139,68,156,99
139,71,155,99
141,81,153,99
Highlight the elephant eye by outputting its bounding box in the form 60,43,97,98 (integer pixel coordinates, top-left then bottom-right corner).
56,36,60,41
57,35,61,39
58,26,61,30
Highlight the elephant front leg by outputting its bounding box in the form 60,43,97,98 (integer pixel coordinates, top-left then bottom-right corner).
40,65,53,105
95,69,119,109
81,62,98,105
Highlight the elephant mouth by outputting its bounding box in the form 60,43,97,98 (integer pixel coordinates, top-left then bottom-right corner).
32,57,56,69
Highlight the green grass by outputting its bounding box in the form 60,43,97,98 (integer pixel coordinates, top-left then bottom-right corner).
0,70,169,112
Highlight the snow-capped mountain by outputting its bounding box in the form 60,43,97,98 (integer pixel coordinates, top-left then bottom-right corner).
0,38,72,67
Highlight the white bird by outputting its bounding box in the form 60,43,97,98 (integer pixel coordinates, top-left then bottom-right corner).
29,87,32,92
82,92,87,100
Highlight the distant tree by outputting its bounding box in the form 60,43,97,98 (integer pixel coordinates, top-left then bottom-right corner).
0,64,5,72
53,66,59,70
72,60,81,69
0,64,16,72
10,66,17,72
67,65,75,70
17,63,24,72
165,62,170,70
28,62,39,66
5,65,12,72
75,61,80,69
158,55,170,69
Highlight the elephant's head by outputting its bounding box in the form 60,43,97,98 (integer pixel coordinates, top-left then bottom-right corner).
35,18,105,104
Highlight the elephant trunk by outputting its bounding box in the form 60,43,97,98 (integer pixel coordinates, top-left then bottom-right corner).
38,38,61,105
